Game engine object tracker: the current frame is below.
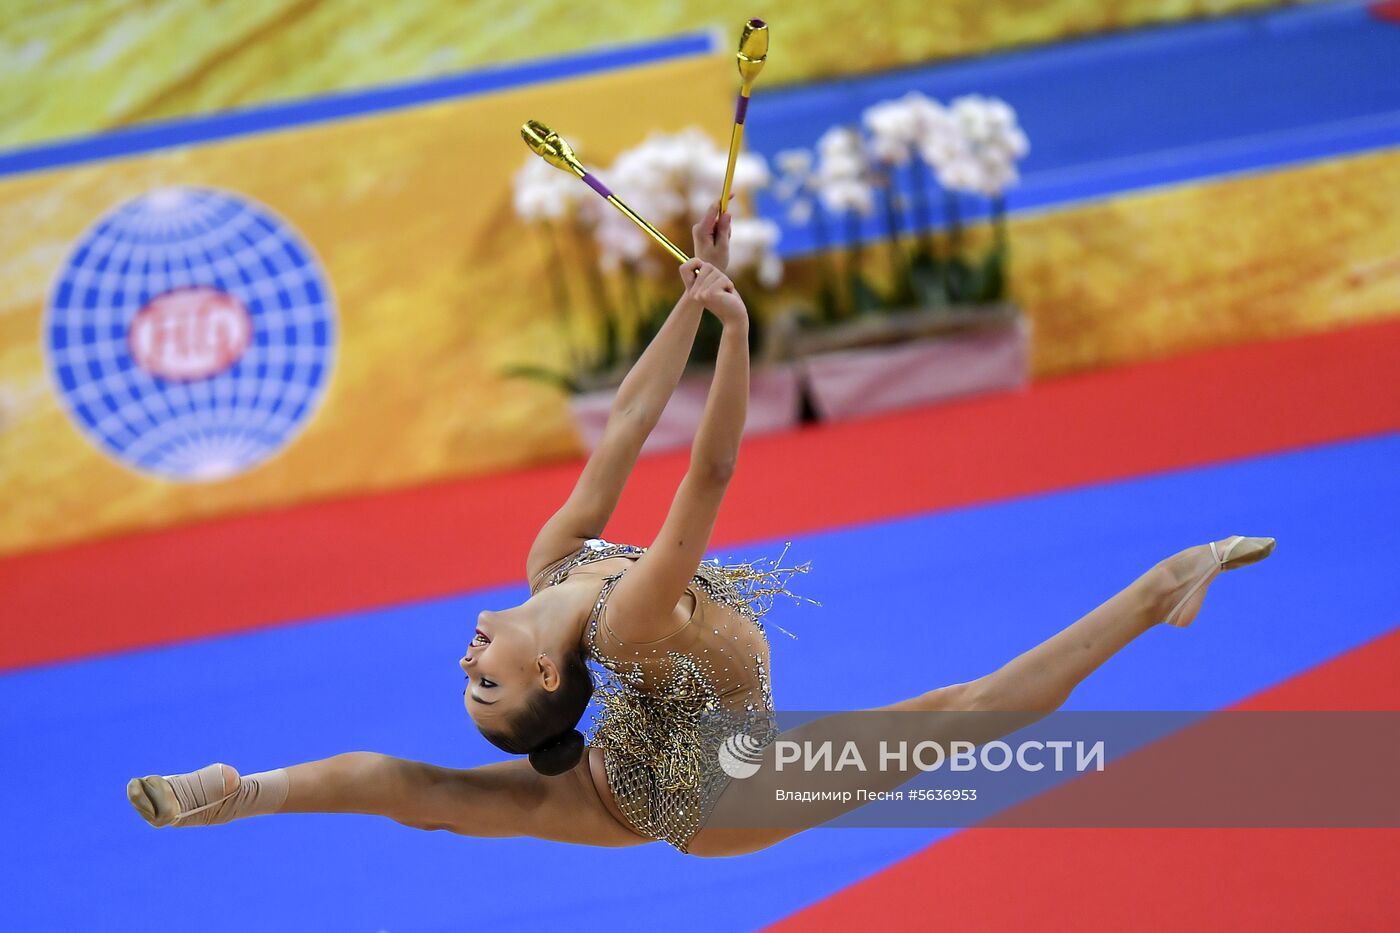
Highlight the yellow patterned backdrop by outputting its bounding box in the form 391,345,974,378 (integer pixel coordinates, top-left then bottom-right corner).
2,0,1393,561
2,0,1318,150
0,50,732,556
6,130,1399,558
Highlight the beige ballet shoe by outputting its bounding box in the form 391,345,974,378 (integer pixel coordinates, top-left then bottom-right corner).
127,763,287,827
1162,535,1276,628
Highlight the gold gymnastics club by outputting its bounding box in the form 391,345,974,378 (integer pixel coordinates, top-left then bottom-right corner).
521,119,691,265
717,18,769,217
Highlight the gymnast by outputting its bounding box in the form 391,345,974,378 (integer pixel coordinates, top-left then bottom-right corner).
128,205,1275,856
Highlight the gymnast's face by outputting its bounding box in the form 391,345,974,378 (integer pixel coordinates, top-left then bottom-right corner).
460,606,560,727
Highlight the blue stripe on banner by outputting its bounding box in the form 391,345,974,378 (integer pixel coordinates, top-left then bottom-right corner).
747,2,1400,256
0,33,716,179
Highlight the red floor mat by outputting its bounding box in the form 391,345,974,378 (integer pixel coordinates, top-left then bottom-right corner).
766,625,1400,932
1371,1,1400,26
4,319,1400,671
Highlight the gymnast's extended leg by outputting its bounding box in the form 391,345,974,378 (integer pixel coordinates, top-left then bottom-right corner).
691,536,1274,857
128,752,644,847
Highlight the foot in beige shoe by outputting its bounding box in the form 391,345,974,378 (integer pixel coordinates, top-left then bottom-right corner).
1159,535,1276,628
127,763,287,828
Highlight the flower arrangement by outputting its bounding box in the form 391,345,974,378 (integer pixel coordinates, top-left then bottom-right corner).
772,91,1029,325
508,128,781,394
505,92,1029,436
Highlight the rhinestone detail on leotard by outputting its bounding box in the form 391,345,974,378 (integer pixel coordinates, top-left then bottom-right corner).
533,538,807,852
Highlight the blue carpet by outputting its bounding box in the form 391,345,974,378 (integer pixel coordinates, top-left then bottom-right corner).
2,431,1396,932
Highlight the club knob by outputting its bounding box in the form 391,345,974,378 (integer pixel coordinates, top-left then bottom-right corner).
521,120,584,176
737,19,769,85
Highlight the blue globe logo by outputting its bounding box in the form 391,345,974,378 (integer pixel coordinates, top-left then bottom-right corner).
44,186,336,481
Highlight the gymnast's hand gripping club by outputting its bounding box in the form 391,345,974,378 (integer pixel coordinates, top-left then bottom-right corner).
521,119,691,264
717,18,769,217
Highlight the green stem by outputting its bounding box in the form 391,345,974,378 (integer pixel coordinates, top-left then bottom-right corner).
910,158,935,258
622,262,644,356
879,168,906,295
845,208,864,316
945,191,963,257
573,217,618,371
540,221,577,373
811,200,840,322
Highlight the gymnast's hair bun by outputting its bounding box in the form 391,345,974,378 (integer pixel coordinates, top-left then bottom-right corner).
529,729,585,776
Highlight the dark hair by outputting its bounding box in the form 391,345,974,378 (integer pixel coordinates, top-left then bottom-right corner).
480,650,593,776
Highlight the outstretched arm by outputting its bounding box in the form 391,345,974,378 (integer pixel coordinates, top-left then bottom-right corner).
604,264,749,641
526,208,731,584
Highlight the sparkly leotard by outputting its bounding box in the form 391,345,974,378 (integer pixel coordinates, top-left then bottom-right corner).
530,538,804,853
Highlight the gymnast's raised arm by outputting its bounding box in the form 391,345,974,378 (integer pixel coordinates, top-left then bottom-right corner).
602,262,749,641
525,208,732,584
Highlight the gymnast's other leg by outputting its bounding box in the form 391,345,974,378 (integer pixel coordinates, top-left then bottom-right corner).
691,536,1274,857
129,752,645,847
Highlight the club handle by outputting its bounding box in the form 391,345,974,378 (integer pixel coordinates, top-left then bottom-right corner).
594,188,691,265
717,90,751,217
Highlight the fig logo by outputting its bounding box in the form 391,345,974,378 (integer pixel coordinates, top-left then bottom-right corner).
128,287,252,380
717,732,767,780
44,185,337,481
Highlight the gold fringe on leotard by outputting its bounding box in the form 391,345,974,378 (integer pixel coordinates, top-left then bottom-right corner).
540,538,810,852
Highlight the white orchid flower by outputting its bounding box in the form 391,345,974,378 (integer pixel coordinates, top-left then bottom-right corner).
939,94,1029,196
817,151,867,181
935,154,985,194
817,126,864,159
774,176,802,202
731,151,772,192
786,198,814,225
813,127,875,216
905,93,955,143
952,95,993,139
819,178,875,215
976,158,1020,197
862,98,920,165
727,216,781,273
758,253,784,288
594,210,650,272
867,131,912,167
512,156,579,222
566,127,780,276
904,94,971,185
688,149,772,215
1003,126,1030,159
775,148,814,178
